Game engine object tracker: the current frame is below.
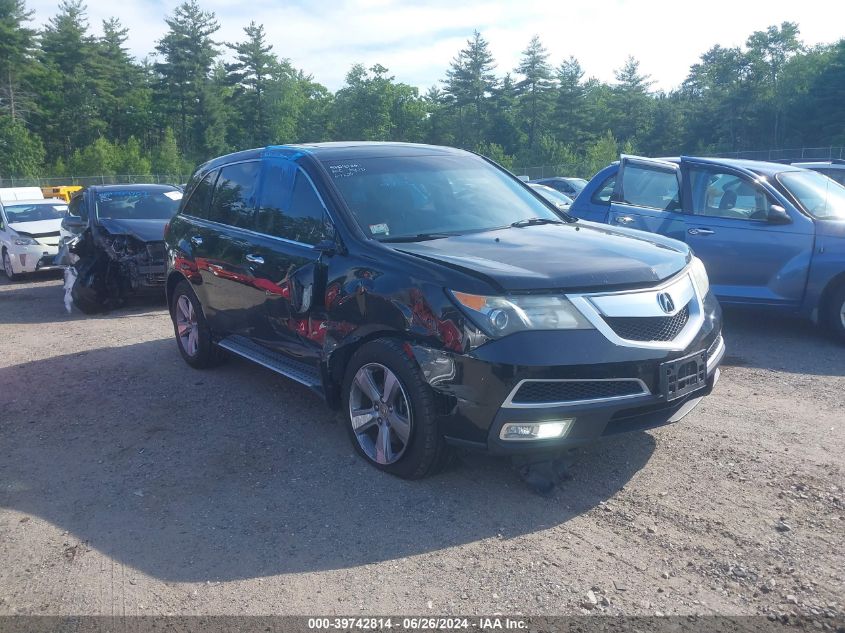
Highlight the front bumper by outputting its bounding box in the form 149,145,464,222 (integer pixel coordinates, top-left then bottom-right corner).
418,292,724,455
8,244,61,273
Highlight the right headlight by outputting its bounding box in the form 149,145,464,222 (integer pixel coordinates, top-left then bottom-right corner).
450,290,594,337
690,257,710,296
13,236,39,246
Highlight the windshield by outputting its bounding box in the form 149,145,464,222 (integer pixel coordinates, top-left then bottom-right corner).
531,185,573,207
778,171,845,220
4,202,68,223
322,154,563,240
95,189,183,220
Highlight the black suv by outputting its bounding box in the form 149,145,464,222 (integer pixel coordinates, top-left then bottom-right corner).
165,143,724,480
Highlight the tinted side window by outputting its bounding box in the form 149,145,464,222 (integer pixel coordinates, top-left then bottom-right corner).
257,167,331,245
689,167,773,221
208,161,260,228
591,174,616,205
183,170,218,219
619,165,680,211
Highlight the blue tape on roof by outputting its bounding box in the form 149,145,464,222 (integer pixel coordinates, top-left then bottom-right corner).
261,145,306,161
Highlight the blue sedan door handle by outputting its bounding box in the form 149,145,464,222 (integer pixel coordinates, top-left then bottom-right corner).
245,254,265,265
615,215,635,224
190,235,203,246
688,228,715,236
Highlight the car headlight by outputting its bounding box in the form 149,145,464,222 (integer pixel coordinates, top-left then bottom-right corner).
690,257,710,296
13,236,38,246
450,290,594,336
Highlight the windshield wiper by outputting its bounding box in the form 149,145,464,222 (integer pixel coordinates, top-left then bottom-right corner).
380,233,452,243
510,217,565,228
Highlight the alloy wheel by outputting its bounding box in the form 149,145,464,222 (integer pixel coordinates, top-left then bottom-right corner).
348,362,412,465
175,294,199,357
3,252,13,278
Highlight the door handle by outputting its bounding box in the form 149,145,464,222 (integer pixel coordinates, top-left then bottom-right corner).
615,216,635,224
190,235,203,246
245,254,265,265
688,228,715,236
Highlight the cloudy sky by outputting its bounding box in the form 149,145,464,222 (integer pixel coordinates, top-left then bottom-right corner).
25,0,844,92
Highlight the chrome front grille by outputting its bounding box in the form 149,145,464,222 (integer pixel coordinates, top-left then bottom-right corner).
504,379,649,408
603,303,691,342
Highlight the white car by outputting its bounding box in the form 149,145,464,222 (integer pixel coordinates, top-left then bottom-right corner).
1,198,68,281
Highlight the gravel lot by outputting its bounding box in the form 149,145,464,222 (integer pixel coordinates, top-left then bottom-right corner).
0,274,843,621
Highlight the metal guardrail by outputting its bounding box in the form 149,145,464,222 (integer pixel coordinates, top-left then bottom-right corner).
0,174,187,187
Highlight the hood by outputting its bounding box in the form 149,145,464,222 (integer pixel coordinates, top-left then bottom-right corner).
9,218,63,235
96,218,168,243
390,222,690,292
9,219,63,246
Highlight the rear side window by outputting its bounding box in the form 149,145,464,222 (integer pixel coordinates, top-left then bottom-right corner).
257,166,331,245
618,164,680,211
591,174,616,205
208,161,260,228
183,170,218,219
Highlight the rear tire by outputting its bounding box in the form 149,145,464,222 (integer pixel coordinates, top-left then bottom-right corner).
826,284,845,343
170,280,222,368
342,338,449,479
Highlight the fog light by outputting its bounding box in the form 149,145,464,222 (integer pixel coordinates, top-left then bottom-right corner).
500,419,574,441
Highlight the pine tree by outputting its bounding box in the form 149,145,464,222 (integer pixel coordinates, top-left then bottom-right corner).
444,31,497,147
515,35,553,149
154,0,220,160
226,21,277,147
0,0,36,121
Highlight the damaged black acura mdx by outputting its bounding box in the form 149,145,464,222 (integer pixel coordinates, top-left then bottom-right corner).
60,185,183,313
165,143,724,482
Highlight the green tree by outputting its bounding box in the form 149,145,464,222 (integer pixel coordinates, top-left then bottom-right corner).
0,114,44,178
553,57,589,146
226,21,277,147
67,137,119,176
444,31,497,147
92,18,152,143
514,35,554,149
0,0,36,121
37,0,106,159
154,0,220,160
115,136,151,174
152,127,185,175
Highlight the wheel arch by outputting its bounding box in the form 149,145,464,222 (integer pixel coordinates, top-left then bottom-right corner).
323,330,447,410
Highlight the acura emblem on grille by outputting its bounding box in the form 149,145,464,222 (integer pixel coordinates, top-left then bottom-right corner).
657,292,675,314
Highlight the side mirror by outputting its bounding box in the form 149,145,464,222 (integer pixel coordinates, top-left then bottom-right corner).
768,205,792,225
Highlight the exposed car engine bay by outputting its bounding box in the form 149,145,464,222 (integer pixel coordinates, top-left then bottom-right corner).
58,226,167,313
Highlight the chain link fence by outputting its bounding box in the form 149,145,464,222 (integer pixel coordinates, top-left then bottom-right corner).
511,164,580,180
714,146,845,161
0,174,187,188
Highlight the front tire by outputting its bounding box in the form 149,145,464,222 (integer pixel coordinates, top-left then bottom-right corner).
2,249,21,282
827,284,845,343
342,338,449,479
170,280,222,368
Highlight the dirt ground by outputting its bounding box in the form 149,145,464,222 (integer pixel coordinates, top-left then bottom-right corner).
0,274,843,623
